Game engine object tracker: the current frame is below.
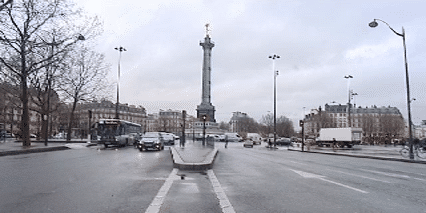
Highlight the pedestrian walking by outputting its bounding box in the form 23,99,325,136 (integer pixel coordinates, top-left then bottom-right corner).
225,135,228,148
332,138,337,151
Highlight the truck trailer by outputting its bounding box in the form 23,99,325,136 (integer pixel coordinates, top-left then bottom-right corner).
316,128,362,148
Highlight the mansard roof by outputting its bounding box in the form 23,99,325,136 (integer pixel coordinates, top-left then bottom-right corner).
324,104,401,115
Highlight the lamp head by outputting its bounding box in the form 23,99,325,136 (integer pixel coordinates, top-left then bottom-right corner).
77,34,85,41
369,20,378,28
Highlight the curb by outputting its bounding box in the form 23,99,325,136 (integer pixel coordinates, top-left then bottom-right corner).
170,147,219,170
288,149,426,164
0,146,71,157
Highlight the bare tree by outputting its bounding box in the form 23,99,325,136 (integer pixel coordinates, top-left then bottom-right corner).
0,0,96,146
361,114,376,144
155,116,173,132
379,114,405,140
309,111,334,133
237,117,258,135
260,113,274,137
57,46,109,141
276,116,294,137
218,121,230,131
260,113,294,138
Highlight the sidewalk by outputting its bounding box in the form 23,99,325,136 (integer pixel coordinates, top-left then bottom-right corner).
288,144,426,164
169,140,218,170
0,139,93,157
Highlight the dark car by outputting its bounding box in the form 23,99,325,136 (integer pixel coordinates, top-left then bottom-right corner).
137,132,164,151
276,138,292,146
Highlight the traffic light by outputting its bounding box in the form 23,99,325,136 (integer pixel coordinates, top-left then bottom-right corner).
299,120,304,127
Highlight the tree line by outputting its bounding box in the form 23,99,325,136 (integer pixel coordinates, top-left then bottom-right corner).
0,0,109,146
222,113,295,139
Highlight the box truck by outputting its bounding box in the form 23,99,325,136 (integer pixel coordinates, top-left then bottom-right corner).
316,128,362,148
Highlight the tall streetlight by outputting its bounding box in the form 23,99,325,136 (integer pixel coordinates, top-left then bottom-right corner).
269,54,280,149
344,75,353,127
202,114,207,146
114,46,126,119
369,19,414,159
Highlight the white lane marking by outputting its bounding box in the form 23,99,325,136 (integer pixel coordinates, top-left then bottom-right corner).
145,168,179,213
320,178,368,194
291,169,325,179
328,169,392,183
413,177,426,182
207,170,236,213
360,169,410,179
291,169,368,194
290,160,308,166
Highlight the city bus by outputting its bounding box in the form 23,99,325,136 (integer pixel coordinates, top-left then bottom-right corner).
96,119,142,148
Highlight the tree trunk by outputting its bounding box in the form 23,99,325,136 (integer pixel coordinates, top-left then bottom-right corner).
66,99,78,142
21,43,30,147
41,115,48,140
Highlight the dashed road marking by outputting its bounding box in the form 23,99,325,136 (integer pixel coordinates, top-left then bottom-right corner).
207,170,236,213
291,169,368,194
144,168,179,213
361,169,410,179
327,169,392,183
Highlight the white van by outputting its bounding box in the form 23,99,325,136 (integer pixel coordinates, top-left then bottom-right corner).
224,133,243,142
247,133,262,145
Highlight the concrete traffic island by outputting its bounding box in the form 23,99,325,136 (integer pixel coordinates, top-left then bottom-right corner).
0,139,97,157
170,142,218,170
0,141,71,156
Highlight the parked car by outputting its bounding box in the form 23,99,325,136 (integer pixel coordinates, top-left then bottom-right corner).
1,132,14,138
137,132,164,151
160,133,175,145
276,137,292,146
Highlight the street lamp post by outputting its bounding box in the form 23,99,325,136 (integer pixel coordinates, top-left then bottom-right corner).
202,114,207,146
269,54,280,149
352,92,358,108
369,19,414,159
344,75,353,128
44,34,85,146
114,46,126,120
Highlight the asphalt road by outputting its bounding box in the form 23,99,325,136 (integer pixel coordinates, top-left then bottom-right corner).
214,142,426,213
0,144,173,213
2,142,426,213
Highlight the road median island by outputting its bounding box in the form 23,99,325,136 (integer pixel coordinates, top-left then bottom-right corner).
0,146,70,157
170,146,218,170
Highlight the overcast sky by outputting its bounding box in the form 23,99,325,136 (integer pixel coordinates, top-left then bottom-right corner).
74,0,426,127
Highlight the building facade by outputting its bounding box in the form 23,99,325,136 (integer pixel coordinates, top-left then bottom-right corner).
0,83,61,137
69,100,146,138
414,120,426,139
229,111,250,133
305,104,405,141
